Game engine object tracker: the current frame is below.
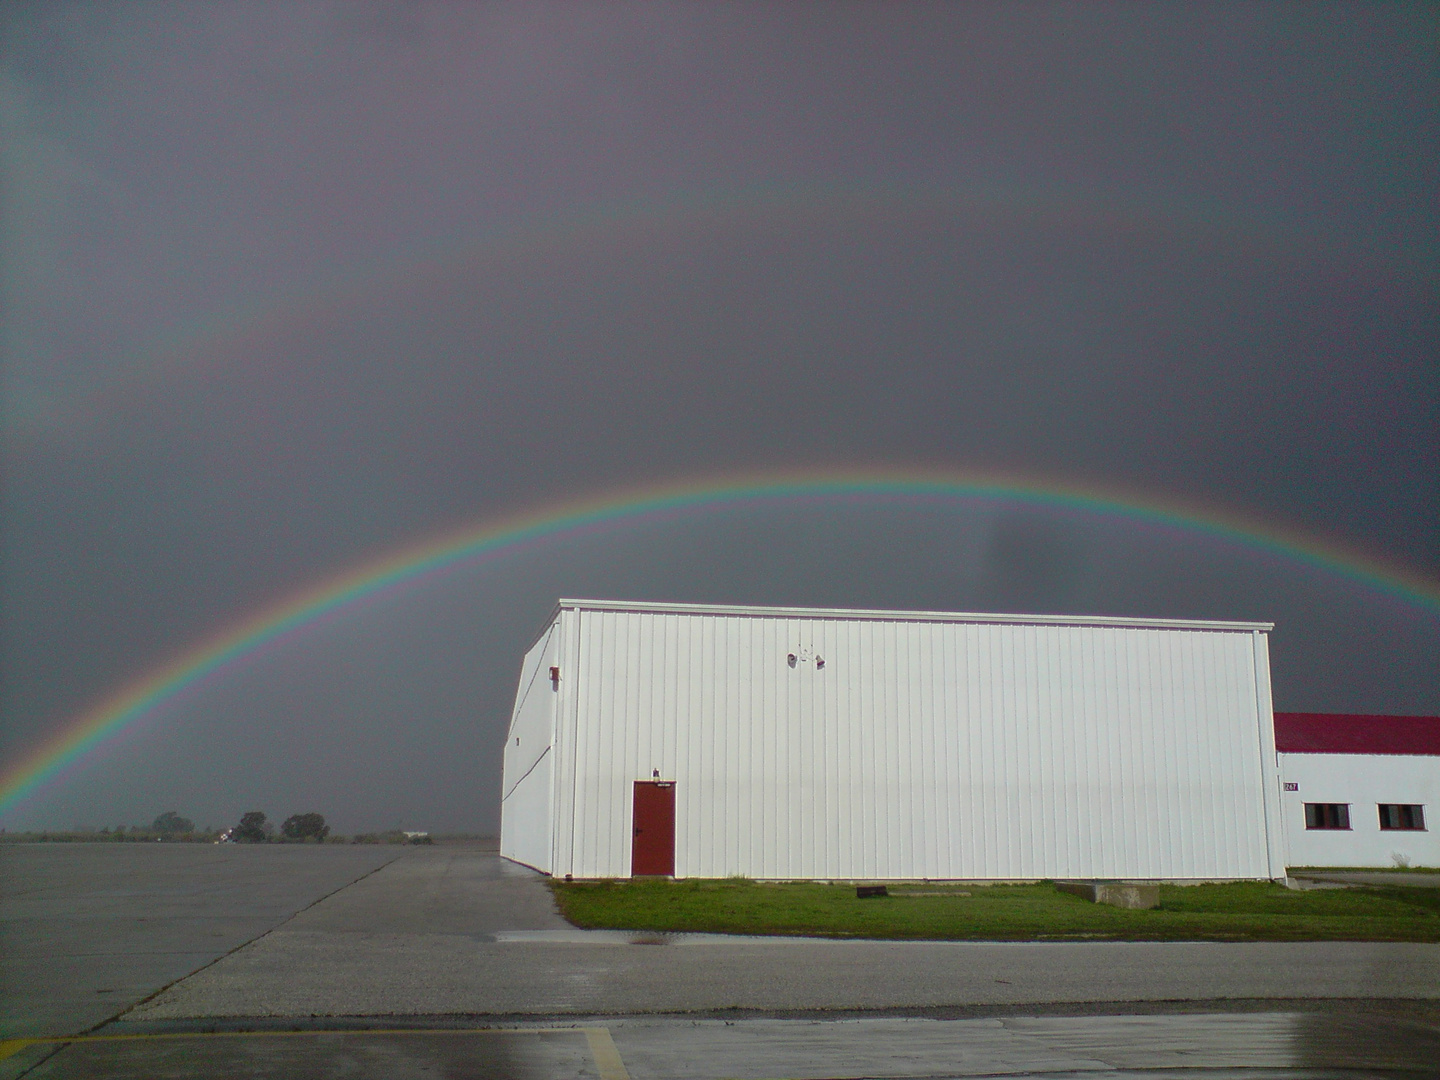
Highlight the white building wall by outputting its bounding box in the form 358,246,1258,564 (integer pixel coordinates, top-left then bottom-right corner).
1279,753,1439,869
1250,635,1288,879
499,621,560,873
534,601,1281,881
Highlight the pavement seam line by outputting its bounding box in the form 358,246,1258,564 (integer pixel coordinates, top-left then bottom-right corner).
584,1027,631,1080
87,852,408,1036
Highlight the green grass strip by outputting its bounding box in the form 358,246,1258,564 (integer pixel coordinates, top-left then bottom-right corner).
550,879,1440,943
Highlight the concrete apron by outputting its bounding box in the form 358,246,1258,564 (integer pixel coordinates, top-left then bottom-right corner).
115,850,1440,1020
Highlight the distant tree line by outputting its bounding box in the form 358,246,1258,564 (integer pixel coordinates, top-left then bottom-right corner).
154,811,194,834
1,812,460,845
0,812,217,843
0,810,330,844
222,812,435,844
227,810,330,843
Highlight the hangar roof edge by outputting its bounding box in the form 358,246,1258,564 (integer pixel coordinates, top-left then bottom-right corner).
553,598,1273,633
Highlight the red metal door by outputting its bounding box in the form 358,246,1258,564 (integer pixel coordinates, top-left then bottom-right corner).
631,781,675,876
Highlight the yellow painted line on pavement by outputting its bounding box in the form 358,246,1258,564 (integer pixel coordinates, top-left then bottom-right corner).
584,1027,631,1080
3,1028,552,1045
0,1039,37,1062
0,1025,632,1074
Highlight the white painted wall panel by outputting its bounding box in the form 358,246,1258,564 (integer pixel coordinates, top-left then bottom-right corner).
1251,636,1287,874
499,622,559,872
548,608,580,875
1279,753,1439,868
528,601,1281,881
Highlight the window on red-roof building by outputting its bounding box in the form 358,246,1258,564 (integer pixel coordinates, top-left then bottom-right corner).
1378,804,1426,831
1304,803,1350,830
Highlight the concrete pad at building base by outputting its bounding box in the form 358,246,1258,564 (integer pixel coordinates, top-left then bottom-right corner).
1055,881,1161,909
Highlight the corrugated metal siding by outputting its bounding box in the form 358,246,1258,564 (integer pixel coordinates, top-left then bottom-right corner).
1251,634,1287,876
499,622,559,872
547,607,1280,881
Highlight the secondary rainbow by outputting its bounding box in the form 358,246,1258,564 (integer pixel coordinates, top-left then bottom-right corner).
3,468,1437,816
14,179,1425,448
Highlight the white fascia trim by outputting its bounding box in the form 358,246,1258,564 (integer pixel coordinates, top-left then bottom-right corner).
555,598,1273,633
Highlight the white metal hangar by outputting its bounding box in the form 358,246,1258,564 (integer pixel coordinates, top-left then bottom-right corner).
500,599,1286,882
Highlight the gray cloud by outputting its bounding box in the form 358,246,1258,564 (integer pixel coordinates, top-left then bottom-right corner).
2,1,1435,830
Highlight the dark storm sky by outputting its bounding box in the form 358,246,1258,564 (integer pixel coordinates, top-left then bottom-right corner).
2,3,1436,832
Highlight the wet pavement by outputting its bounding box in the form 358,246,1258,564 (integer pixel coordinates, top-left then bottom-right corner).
0,843,401,1038
5,844,1439,1077
124,848,1440,1018
4,1008,1438,1078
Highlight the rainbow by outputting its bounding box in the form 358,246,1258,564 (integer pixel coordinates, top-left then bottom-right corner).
3,468,1437,816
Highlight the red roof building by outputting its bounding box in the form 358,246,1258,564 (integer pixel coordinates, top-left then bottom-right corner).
1274,713,1438,869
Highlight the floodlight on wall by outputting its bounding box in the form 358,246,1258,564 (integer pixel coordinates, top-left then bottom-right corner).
787,653,797,667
